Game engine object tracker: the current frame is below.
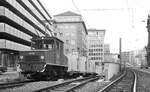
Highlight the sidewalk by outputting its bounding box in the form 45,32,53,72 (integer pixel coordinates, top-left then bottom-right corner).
4,71,18,74
0,70,19,83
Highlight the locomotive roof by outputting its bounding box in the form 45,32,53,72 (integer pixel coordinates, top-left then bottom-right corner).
31,36,64,43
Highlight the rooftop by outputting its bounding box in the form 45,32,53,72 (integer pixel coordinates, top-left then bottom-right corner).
54,11,81,16
88,29,106,32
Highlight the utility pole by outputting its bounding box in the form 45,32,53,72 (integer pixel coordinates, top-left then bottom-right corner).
119,38,122,71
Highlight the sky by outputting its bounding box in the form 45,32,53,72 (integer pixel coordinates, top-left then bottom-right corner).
42,0,150,53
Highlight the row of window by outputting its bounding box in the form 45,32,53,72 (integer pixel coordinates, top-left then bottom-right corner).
90,57,103,60
65,48,87,55
66,40,75,45
54,32,76,38
58,25,76,29
90,44,103,47
89,53,103,56
65,49,75,54
0,39,30,51
5,0,51,36
2,6,38,35
89,49,103,52
0,23,32,42
7,0,44,32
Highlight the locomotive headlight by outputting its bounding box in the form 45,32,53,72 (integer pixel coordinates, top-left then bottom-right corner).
40,56,44,59
20,56,23,59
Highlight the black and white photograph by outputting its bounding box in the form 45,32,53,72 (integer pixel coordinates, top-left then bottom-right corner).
0,0,150,92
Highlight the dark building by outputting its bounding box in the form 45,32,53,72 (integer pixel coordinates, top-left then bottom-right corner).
0,0,52,68
147,15,150,66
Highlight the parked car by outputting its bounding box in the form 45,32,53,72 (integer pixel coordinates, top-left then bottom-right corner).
0,65,7,73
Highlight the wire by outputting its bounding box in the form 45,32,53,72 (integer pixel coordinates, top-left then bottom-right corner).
71,0,81,13
125,0,134,28
83,8,124,11
71,0,91,28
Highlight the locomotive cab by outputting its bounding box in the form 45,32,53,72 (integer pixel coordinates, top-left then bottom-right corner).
31,36,64,52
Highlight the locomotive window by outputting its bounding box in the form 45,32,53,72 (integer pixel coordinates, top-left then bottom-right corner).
43,44,54,49
48,44,53,49
43,44,46,48
46,44,48,49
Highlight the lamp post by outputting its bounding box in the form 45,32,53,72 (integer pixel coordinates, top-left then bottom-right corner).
119,38,122,71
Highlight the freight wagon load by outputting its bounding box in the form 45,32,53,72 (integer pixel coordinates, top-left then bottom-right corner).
67,52,97,77
67,53,78,72
78,56,86,72
87,60,96,73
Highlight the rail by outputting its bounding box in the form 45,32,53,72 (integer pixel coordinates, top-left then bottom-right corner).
133,70,137,92
65,77,99,92
0,80,35,89
99,69,137,92
34,76,99,92
98,70,127,92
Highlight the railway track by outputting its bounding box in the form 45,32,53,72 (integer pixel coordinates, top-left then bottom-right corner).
99,69,137,92
0,79,35,89
34,76,100,92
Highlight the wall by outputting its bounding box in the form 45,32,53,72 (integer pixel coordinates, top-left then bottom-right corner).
103,62,120,80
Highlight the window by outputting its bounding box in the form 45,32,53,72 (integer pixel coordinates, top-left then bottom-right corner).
59,32,63,37
66,40,69,44
65,49,69,54
48,44,53,49
66,33,70,36
72,49,75,52
71,33,75,36
54,33,57,36
71,40,75,45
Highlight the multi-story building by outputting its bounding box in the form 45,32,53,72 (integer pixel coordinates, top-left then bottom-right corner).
53,11,88,71
121,51,130,65
0,0,52,68
104,44,110,62
128,48,147,67
54,11,87,56
87,29,105,74
88,29,105,62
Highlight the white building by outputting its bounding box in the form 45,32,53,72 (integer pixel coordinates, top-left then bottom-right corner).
87,29,105,74
128,48,147,67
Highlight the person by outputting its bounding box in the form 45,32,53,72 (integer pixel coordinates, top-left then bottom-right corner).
16,64,22,78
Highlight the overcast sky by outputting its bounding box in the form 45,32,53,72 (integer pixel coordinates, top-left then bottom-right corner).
42,0,150,53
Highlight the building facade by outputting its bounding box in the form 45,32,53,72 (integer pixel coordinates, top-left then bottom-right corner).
54,11,88,56
146,15,150,66
53,11,88,71
121,51,130,65
120,47,147,67
128,48,147,67
87,29,105,73
0,0,52,68
104,44,110,62
88,29,105,62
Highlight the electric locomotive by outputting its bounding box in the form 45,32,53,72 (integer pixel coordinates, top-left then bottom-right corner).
19,36,68,80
